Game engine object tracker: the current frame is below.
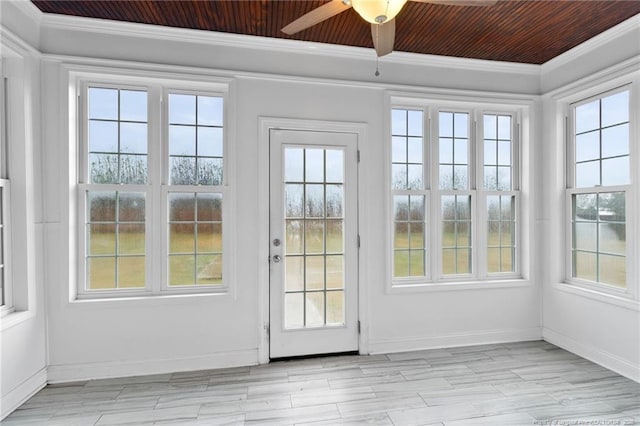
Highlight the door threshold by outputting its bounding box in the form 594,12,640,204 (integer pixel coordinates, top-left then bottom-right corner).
270,350,359,363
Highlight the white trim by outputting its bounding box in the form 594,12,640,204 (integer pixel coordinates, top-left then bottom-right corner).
387,101,529,291
6,0,43,28
368,327,542,355
0,309,35,331
543,327,640,383
46,349,258,384
559,75,637,299
541,14,640,75
12,0,640,83
68,67,233,300
387,279,531,294
553,282,640,312
0,27,41,58
0,367,47,421
546,56,640,101
39,13,539,76
390,91,538,108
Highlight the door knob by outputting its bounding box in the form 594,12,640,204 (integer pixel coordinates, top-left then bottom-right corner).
272,254,281,263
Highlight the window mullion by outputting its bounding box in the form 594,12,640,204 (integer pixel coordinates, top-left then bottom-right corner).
148,85,163,293
474,110,485,279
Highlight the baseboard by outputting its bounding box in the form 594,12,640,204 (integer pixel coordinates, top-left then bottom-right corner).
367,327,542,354
543,327,640,383
47,349,259,384
1,367,47,420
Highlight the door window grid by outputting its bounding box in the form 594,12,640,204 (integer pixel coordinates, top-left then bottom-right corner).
283,148,345,329
79,81,227,296
568,88,629,289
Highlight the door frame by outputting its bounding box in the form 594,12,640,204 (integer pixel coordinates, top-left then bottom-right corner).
258,117,369,364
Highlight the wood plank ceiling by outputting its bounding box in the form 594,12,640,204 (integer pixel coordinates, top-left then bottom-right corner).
31,0,640,64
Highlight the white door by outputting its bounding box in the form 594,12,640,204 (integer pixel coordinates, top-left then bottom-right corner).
269,129,359,358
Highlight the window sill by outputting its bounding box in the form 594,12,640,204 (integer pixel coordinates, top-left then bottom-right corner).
69,290,231,309
0,309,36,331
554,282,639,312
388,278,531,294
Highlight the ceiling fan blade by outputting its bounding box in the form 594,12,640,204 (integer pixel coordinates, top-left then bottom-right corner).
282,0,352,35
371,19,396,57
411,0,498,6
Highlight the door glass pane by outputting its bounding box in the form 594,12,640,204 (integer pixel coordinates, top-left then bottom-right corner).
283,146,346,328
326,291,344,325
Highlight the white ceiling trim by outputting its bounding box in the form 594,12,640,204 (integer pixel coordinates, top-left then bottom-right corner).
541,13,640,75
1,26,41,57
9,0,43,26
38,11,540,76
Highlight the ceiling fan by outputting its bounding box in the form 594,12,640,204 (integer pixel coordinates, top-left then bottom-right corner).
282,0,498,57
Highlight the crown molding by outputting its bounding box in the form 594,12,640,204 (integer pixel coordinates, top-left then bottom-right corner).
544,55,640,101
541,13,640,74
7,0,43,26
1,26,41,57
40,12,540,76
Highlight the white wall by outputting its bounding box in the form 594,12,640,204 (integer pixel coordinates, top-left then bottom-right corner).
0,3,638,418
32,11,543,382
0,2,47,419
539,13,640,381
541,57,640,381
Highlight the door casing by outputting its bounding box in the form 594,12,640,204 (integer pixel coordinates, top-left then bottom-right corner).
257,117,369,363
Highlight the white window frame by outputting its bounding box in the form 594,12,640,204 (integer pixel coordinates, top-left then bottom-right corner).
0,57,13,315
564,83,636,298
73,70,232,299
390,106,430,281
0,60,11,313
389,97,524,290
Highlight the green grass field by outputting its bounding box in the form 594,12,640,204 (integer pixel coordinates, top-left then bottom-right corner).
573,222,626,287
87,230,222,289
87,222,626,293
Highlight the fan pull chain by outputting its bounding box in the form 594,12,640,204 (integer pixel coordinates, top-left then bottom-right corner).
374,24,380,77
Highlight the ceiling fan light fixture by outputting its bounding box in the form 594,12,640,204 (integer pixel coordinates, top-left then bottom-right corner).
351,0,408,24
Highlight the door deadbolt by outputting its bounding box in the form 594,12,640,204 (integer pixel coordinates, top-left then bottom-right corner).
273,238,281,247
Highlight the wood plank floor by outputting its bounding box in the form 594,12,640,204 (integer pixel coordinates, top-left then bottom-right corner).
4,341,640,425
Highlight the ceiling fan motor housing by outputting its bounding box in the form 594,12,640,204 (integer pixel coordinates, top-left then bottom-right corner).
351,0,408,25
